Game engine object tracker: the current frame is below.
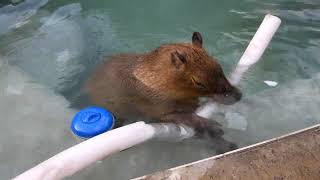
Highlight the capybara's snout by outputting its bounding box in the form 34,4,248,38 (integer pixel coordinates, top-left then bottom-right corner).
213,86,242,105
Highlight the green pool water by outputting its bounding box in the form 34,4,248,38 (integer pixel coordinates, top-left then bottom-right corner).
0,0,320,179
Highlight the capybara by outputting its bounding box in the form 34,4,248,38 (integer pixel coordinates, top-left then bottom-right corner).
86,32,242,152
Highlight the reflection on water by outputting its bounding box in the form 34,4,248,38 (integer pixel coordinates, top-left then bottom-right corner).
0,0,320,179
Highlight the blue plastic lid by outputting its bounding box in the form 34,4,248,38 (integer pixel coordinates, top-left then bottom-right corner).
71,106,114,138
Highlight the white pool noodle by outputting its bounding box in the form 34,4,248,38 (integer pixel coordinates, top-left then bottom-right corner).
229,14,281,85
13,122,155,180
197,14,281,119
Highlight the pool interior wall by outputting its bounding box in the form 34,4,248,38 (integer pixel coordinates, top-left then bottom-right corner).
1,0,320,179
134,124,320,180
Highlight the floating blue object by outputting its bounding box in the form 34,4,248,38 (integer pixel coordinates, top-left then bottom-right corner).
71,106,114,138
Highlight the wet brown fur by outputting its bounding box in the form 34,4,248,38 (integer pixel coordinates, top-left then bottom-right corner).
86,32,241,152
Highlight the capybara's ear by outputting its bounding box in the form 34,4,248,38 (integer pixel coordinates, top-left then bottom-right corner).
192,32,203,48
171,51,187,69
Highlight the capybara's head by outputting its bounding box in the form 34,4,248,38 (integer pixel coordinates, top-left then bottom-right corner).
143,32,242,105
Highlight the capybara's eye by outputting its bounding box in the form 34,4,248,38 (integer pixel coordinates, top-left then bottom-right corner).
191,77,207,90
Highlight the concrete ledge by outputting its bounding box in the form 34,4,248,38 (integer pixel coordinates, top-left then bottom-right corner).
133,124,320,180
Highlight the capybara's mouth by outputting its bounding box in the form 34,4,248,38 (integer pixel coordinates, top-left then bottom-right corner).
212,88,242,105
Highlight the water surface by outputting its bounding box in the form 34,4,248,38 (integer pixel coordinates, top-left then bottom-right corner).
0,0,320,179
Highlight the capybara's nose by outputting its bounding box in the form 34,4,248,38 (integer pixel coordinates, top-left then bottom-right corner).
213,87,242,105
232,87,242,102
225,87,242,104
